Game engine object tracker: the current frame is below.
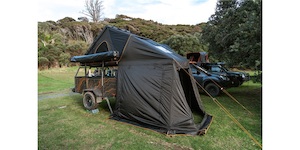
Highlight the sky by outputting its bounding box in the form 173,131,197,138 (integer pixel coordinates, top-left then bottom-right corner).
38,0,218,25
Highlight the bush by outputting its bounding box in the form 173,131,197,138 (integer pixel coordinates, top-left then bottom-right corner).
251,71,262,84
161,34,208,56
59,53,71,67
38,57,49,70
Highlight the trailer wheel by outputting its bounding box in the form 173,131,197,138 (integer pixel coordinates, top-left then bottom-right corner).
205,83,220,97
83,92,98,110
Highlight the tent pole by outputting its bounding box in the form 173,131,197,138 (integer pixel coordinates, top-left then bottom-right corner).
84,63,88,89
101,61,113,114
105,97,113,114
101,61,104,97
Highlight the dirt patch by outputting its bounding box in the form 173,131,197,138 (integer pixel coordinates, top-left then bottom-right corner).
38,90,80,101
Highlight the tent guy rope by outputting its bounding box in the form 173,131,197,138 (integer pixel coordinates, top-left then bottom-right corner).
175,60,262,149
192,64,253,115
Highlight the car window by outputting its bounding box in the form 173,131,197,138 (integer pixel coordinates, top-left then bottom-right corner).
211,66,222,72
222,66,229,71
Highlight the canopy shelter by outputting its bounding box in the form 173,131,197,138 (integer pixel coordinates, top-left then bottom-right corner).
71,25,213,135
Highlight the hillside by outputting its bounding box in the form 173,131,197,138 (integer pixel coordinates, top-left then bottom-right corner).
107,15,205,42
38,15,207,69
39,15,205,43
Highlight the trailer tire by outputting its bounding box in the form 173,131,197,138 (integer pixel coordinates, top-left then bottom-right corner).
205,83,220,97
83,92,98,110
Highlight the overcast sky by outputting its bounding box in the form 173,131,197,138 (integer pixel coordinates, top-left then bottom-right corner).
38,0,217,25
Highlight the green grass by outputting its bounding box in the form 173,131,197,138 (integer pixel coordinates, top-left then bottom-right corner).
38,67,77,93
38,67,262,149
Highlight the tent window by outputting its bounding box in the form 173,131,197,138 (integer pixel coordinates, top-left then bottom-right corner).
96,42,108,53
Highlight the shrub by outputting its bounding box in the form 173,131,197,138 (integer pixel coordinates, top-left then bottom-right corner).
59,53,71,67
38,57,49,70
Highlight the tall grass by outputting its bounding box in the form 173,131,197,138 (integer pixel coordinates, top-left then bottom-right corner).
38,67,262,149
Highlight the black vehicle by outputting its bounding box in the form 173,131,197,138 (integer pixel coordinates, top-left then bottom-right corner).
186,52,249,87
200,62,250,87
190,64,231,97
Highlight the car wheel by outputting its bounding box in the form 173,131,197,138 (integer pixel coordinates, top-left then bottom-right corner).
83,92,98,110
232,79,241,87
205,83,220,97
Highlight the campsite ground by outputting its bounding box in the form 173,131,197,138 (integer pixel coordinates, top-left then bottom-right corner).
38,67,262,149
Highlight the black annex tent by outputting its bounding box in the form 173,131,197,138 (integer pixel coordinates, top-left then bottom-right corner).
71,25,213,135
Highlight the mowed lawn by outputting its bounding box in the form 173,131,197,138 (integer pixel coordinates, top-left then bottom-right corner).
38,67,262,149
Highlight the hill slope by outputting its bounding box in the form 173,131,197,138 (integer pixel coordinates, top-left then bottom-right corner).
38,15,206,69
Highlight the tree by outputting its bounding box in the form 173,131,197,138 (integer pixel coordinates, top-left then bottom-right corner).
81,0,104,23
202,0,261,69
161,34,208,56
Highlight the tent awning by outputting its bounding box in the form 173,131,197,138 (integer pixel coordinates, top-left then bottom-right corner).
70,51,119,63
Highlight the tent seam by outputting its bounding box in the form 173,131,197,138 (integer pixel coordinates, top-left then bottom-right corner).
117,34,132,63
158,64,164,129
167,61,176,133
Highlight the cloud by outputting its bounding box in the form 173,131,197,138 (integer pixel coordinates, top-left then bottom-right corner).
103,0,217,25
38,0,84,22
38,0,217,24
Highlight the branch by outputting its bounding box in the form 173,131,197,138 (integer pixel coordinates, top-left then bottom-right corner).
80,0,104,22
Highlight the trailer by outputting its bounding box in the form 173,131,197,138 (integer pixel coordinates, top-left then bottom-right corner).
73,65,116,112
71,51,119,112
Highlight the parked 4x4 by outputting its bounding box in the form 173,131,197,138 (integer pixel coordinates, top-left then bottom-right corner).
187,52,249,88
200,62,250,87
190,64,231,97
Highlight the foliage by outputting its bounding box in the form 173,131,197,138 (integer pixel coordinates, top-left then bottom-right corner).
110,15,204,42
161,33,208,56
251,71,262,83
202,0,262,69
38,57,49,69
66,41,89,56
38,20,93,69
90,22,106,37
59,53,71,67
57,17,76,24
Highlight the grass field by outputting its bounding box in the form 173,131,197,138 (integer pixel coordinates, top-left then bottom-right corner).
38,67,262,149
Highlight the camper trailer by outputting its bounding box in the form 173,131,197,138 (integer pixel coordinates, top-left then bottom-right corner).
72,65,117,111
71,26,212,136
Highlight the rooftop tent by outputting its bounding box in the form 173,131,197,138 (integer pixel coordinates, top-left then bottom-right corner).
187,52,210,63
71,25,213,135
